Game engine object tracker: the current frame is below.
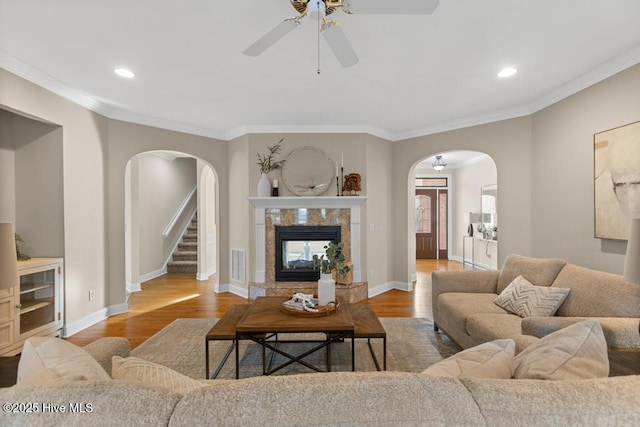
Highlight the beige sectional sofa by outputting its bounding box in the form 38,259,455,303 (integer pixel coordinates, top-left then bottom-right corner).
1,338,640,426
432,254,640,353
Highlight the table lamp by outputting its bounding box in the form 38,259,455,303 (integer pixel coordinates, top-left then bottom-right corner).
0,222,19,290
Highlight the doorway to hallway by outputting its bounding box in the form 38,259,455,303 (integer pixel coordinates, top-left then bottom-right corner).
415,179,448,260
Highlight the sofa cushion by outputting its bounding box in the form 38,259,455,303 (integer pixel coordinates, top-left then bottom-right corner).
17,337,111,386
461,375,640,426
497,254,566,293
0,380,181,426
112,356,207,395
436,293,508,348
514,319,609,380
172,372,484,426
422,339,515,379
552,264,640,317
494,275,570,317
466,313,539,353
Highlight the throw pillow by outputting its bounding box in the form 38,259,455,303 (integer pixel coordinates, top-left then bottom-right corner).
422,339,515,379
112,356,207,395
494,275,570,318
17,337,111,386
514,319,609,380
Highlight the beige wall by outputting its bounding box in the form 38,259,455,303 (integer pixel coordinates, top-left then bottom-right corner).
106,119,229,307
0,69,109,328
393,116,533,284
227,134,250,291
363,136,394,289
531,64,640,273
0,110,16,222
13,115,64,258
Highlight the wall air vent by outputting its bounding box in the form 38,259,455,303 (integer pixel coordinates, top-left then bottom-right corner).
231,249,245,283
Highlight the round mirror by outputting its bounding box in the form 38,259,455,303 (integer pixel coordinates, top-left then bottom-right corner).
282,147,335,196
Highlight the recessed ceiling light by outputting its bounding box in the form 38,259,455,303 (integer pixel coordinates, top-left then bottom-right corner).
114,68,135,78
497,67,517,78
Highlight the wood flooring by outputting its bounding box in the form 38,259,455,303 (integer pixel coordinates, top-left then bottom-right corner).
66,259,467,349
64,259,640,375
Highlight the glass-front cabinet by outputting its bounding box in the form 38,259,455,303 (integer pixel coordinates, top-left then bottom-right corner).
0,258,64,356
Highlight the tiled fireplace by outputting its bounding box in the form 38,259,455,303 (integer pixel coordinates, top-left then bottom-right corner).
248,197,366,296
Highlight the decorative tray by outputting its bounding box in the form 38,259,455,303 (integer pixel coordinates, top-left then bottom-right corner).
281,302,339,317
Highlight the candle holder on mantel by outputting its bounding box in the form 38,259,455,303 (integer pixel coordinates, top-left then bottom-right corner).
342,173,362,196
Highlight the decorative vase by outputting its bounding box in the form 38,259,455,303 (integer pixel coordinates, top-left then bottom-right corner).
257,174,271,197
317,273,335,306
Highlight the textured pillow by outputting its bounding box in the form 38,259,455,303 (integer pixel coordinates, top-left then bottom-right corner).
422,339,515,379
17,337,111,386
514,319,609,380
112,356,207,395
497,254,567,293
494,275,570,317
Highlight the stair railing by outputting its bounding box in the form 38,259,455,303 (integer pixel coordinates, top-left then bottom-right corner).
162,185,197,239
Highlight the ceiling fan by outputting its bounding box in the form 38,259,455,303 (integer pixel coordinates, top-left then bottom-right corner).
243,0,440,69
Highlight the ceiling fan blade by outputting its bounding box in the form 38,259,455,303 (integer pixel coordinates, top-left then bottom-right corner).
322,23,359,68
242,18,300,57
343,0,439,15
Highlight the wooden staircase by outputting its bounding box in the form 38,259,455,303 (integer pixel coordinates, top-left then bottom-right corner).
167,213,197,274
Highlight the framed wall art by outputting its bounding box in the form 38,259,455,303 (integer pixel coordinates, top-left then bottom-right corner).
594,120,640,240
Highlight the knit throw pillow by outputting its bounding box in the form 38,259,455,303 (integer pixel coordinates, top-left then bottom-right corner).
422,339,515,379
112,356,207,395
494,275,570,318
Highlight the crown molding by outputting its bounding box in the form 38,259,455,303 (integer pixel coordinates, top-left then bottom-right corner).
528,43,640,114
223,124,396,142
2,45,639,143
0,50,112,117
107,109,229,141
393,106,533,142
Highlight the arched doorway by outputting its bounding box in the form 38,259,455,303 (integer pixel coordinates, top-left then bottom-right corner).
124,151,219,293
410,151,497,270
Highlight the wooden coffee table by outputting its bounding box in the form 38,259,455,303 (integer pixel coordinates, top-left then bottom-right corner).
235,297,355,379
205,297,387,379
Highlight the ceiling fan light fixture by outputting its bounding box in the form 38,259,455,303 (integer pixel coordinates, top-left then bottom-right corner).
307,0,326,20
432,155,447,172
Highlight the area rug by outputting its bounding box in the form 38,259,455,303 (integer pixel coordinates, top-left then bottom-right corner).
131,318,461,380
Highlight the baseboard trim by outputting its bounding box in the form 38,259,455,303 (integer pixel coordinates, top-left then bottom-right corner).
214,282,248,299
63,302,129,338
368,281,413,298
196,272,210,281
126,281,141,293
393,280,414,292
139,267,167,284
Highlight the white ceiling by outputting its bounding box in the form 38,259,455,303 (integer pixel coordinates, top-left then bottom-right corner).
1,0,639,141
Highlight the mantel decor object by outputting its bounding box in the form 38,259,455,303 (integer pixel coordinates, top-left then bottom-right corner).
342,173,361,196
256,138,285,197
281,147,334,197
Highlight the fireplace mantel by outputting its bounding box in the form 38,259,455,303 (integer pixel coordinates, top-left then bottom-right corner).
249,196,367,284
248,196,366,209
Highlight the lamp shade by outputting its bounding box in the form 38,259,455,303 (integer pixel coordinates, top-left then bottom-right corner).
0,222,19,290
623,218,640,285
